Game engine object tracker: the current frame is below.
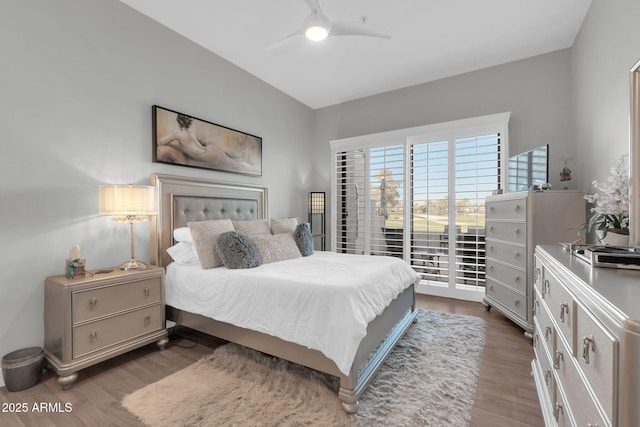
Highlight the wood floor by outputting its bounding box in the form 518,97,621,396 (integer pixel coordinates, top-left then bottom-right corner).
1,294,543,426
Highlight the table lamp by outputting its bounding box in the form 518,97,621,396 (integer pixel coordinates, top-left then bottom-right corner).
99,184,158,270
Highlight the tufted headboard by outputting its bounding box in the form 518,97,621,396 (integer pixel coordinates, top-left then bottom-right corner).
150,173,268,267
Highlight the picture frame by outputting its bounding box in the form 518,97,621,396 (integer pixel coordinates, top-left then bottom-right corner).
152,105,262,177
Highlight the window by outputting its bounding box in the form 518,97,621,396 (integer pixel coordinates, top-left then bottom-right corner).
331,113,509,301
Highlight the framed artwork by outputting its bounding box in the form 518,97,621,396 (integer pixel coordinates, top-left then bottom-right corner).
152,105,262,177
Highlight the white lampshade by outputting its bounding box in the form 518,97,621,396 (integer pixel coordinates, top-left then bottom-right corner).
99,184,158,218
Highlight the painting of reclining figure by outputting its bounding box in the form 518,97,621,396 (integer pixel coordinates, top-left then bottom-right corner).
153,105,262,177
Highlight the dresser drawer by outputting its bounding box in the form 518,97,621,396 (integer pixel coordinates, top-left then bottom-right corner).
535,289,555,351
73,304,163,359
575,303,617,424
486,198,527,221
543,267,574,354
485,259,526,293
486,240,526,270
534,320,555,402
486,279,527,319
553,382,574,427
73,277,162,323
553,333,608,427
485,221,526,245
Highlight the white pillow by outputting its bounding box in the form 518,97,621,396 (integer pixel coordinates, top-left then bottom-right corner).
166,242,199,265
271,217,298,234
173,227,193,242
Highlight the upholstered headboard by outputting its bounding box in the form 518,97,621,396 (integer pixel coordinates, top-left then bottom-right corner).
150,174,268,267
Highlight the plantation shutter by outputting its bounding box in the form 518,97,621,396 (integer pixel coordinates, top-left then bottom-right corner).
453,133,501,289
370,144,404,257
331,113,509,301
334,148,366,254
410,140,450,283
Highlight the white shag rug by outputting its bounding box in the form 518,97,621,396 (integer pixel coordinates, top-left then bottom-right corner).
122,309,485,426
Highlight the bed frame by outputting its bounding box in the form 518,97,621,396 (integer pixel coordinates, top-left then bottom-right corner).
150,173,417,413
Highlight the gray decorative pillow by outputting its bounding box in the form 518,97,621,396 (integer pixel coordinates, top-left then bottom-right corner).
251,233,301,264
216,231,261,269
232,219,271,236
294,223,314,256
188,219,234,269
271,217,298,234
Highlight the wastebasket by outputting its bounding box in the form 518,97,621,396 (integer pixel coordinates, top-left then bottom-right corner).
2,347,44,392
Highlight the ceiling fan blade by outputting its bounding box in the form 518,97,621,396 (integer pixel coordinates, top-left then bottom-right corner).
305,0,320,13
330,21,391,39
265,28,304,50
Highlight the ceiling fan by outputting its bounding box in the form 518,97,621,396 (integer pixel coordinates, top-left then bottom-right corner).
273,0,391,45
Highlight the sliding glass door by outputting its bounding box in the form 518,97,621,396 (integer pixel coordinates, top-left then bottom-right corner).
331,113,509,301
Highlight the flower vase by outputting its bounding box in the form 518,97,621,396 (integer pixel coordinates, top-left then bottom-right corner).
599,230,629,247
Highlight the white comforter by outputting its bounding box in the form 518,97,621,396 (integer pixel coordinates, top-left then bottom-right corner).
165,251,420,375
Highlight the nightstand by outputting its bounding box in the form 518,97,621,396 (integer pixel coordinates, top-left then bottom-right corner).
44,265,168,390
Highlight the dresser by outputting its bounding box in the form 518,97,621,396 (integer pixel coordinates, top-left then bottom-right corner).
532,245,640,426
484,190,585,339
44,266,168,389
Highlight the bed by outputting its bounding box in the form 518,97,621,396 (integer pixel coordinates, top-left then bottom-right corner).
149,173,419,413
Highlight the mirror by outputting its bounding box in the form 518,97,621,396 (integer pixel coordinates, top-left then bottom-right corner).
630,58,640,247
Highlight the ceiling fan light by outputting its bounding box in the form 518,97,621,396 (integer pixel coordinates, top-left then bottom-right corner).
305,25,329,41
303,12,330,41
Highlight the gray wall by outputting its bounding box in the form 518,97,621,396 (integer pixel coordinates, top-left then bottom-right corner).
0,0,314,385
571,0,640,191
313,49,575,247
2,0,638,389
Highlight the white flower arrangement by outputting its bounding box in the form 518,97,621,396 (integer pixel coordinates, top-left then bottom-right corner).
584,154,630,238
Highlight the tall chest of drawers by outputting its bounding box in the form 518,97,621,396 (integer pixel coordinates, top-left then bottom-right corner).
44,266,168,389
532,245,640,426
483,190,585,339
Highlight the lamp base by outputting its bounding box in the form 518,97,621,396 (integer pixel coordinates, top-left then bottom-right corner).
120,259,148,271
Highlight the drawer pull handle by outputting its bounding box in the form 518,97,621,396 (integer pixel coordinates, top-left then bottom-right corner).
488,245,494,252
144,315,151,327
554,402,564,421
144,287,150,297
542,279,549,297
514,274,520,282
89,298,98,309
514,251,520,259
545,326,552,341
559,303,569,322
90,330,98,343
488,285,494,292
553,350,563,369
587,424,599,427
583,335,595,364
489,226,495,233
514,204,521,212
514,299,520,306
534,300,539,316
536,267,541,281
544,368,552,385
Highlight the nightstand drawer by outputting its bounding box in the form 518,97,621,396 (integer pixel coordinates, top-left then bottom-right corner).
486,198,527,221
73,277,162,323
73,304,163,358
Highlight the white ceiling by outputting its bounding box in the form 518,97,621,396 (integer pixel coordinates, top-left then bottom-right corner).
120,0,592,109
